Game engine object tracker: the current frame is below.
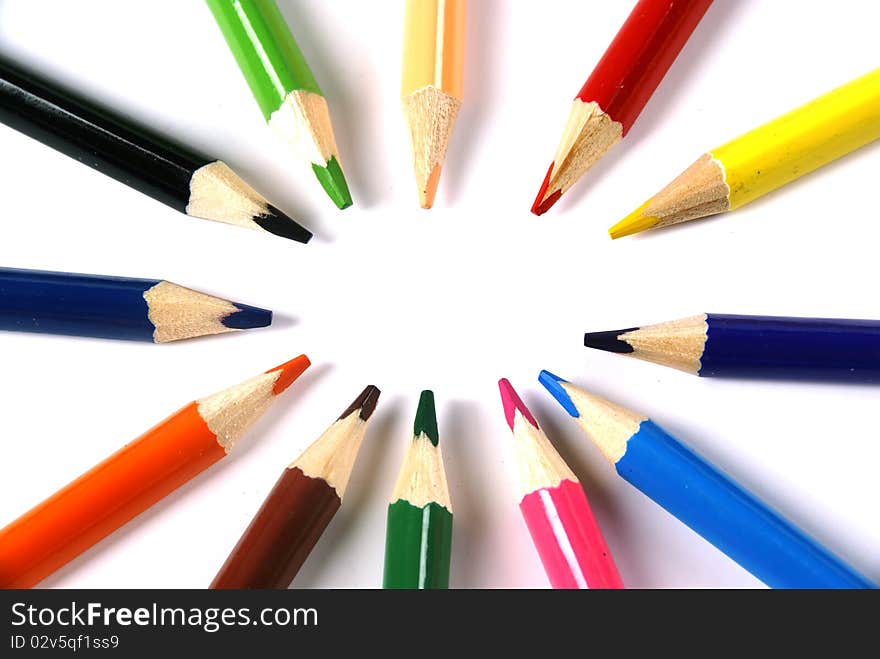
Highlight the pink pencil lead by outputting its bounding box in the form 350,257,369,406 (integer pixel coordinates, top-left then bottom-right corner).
497,378,539,431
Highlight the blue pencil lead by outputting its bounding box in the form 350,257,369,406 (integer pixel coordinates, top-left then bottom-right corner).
538,370,579,418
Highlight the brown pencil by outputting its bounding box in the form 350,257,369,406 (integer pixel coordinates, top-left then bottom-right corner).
210,385,381,589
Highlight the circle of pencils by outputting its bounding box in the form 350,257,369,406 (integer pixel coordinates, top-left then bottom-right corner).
532,0,712,215
0,267,272,343
610,67,880,238
206,0,352,209
383,390,453,589
585,313,880,382
498,379,622,589
538,371,874,589
0,356,310,589
0,56,312,243
211,385,381,589
401,0,466,209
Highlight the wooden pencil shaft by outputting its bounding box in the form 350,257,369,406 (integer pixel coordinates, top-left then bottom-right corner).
540,376,874,588
590,314,880,381
206,0,321,119
211,385,378,588
0,357,308,588
0,267,269,342
0,57,204,212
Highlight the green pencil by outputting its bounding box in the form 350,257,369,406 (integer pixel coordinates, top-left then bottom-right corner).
383,390,453,589
206,0,352,209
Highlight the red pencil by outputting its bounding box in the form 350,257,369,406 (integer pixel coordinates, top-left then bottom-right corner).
532,0,713,215
498,379,623,589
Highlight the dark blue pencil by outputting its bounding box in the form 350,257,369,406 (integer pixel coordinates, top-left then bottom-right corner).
538,370,874,589
583,313,880,382
0,267,271,342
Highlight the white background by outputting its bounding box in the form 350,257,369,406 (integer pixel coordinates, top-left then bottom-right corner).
0,0,878,589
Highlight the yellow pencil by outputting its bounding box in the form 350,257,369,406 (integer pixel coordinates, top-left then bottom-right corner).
401,0,466,209
610,68,880,238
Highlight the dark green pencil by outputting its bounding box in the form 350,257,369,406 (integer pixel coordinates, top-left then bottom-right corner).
383,390,453,589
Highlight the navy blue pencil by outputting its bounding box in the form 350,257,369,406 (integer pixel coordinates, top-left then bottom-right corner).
584,314,880,382
0,267,271,342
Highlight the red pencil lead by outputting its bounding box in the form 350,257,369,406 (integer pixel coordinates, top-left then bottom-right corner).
531,163,561,216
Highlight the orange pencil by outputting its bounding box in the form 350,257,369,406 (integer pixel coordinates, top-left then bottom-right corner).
0,354,310,588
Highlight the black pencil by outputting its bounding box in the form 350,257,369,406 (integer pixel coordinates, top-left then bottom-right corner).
0,56,311,243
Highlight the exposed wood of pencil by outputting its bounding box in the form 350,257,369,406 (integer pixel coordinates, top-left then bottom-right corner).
383,390,453,589
205,0,351,209
211,385,380,589
538,371,875,588
532,0,713,215
586,313,880,382
0,266,272,343
610,67,880,238
585,314,708,374
0,56,311,243
498,378,622,589
401,0,466,208
0,355,310,588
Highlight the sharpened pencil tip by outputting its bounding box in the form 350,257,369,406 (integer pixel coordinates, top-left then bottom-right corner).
420,165,442,209
268,355,311,395
254,206,313,244
584,328,637,354
538,371,579,418
223,303,273,330
609,202,659,239
531,163,560,216
339,385,382,422
498,378,538,431
312,157,352,209
413,390,439,446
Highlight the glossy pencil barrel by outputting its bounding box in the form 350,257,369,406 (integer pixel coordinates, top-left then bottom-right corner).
520,480,623,589
383,501,453,589
0,56,202,212
715,68,880,210
0,404,223,588
206,0,321,119
579,0,712,133
211,467,340,589
618,420,872,588
0,268,159,341
701,314,880,380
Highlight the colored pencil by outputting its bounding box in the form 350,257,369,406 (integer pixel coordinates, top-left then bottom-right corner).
0,355,310,588
498,379,622,589
538,371,874,588
585,313,880,382
212,385,380,589
206,0,352,209
0,267,271,343
610,67,880,237
532,0,712,215
0,56,311,243
401,0,466,209
383,390,453,589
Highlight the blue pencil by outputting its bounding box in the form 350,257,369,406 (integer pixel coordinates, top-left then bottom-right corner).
583,313,880,382
538,370,874,589
0,267,271,342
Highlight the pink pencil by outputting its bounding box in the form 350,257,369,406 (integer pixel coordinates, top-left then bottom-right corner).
498,378,623,589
